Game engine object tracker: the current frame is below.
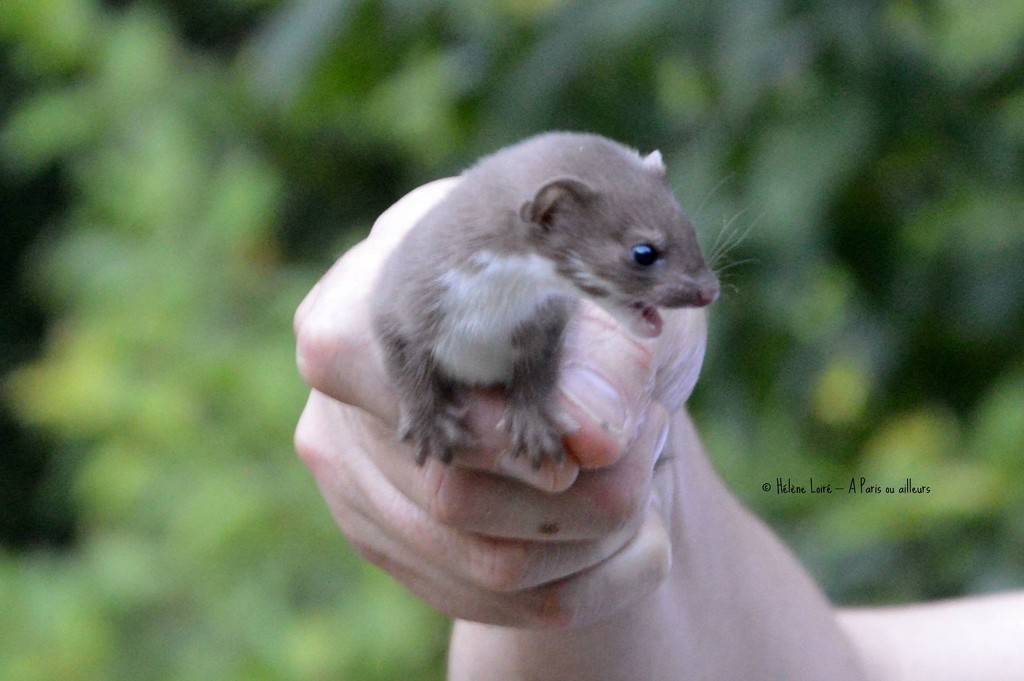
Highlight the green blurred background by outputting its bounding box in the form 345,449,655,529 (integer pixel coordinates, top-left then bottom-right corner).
2,0,1022,678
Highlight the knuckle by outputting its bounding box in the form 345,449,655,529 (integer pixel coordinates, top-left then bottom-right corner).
349,538,391,570
293,412,325,469
295,305,378,405
423,467,472,528
466,539,531,593
592,476,646,534
529,587,579,629
295,322,370,403
294,320,341,391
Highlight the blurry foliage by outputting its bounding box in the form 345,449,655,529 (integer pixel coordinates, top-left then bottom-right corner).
1,0,1023,678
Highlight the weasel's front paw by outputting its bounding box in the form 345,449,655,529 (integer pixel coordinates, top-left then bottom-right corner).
505,405,567,468
398,403,475,464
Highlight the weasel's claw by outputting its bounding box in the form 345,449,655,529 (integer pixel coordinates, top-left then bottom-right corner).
506,406,567,468
400,402,474,465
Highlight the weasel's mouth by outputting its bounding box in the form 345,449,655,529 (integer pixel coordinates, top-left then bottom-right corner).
592,299,664,338
629,302,664,338
602,301,662,338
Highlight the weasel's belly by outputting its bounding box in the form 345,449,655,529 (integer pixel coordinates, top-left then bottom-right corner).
433,326,518,384
431,252,561,385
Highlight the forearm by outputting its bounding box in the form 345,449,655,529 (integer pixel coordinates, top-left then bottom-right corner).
448,412,866,681
839,591,1024,681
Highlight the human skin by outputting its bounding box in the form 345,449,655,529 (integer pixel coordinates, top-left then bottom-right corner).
293,178,1022,680
839,593,1024,681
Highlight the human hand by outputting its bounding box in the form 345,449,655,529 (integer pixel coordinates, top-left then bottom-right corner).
293,178,710,628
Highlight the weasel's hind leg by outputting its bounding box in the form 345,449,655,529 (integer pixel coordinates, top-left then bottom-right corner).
379,328,475,463
505,300,572,468
504,403,568,468
397,386,474,464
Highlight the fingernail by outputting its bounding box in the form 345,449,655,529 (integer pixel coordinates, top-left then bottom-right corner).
495,453,579,492
561,363,629,436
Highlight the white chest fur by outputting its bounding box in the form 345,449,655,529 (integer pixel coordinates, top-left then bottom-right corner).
432,252,568,384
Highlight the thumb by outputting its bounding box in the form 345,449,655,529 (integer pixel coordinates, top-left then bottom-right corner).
558,303,659,469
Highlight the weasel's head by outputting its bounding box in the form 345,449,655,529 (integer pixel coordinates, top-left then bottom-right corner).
519,165,719,339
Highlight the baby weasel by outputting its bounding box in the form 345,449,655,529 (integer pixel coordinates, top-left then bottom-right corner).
372,132,719,467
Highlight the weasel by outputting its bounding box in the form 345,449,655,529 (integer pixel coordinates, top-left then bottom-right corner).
372,132,719,467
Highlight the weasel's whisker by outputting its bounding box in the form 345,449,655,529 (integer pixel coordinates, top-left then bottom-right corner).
713,257,759,275
707,207,763,281
694,173,736,219
707,207,745,262
708,210,747,267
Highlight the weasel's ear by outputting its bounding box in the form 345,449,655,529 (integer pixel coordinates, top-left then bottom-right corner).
642,150,666,178
519,176,596,226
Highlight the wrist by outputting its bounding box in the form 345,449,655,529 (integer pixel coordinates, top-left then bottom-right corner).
448,580,681,681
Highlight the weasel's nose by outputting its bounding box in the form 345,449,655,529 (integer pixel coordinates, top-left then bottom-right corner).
696,280,719,307
658,277,720,308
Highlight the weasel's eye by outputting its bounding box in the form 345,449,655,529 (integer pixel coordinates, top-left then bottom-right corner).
631,243,659,267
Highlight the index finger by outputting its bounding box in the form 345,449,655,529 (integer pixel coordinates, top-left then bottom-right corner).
294,178,460,413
